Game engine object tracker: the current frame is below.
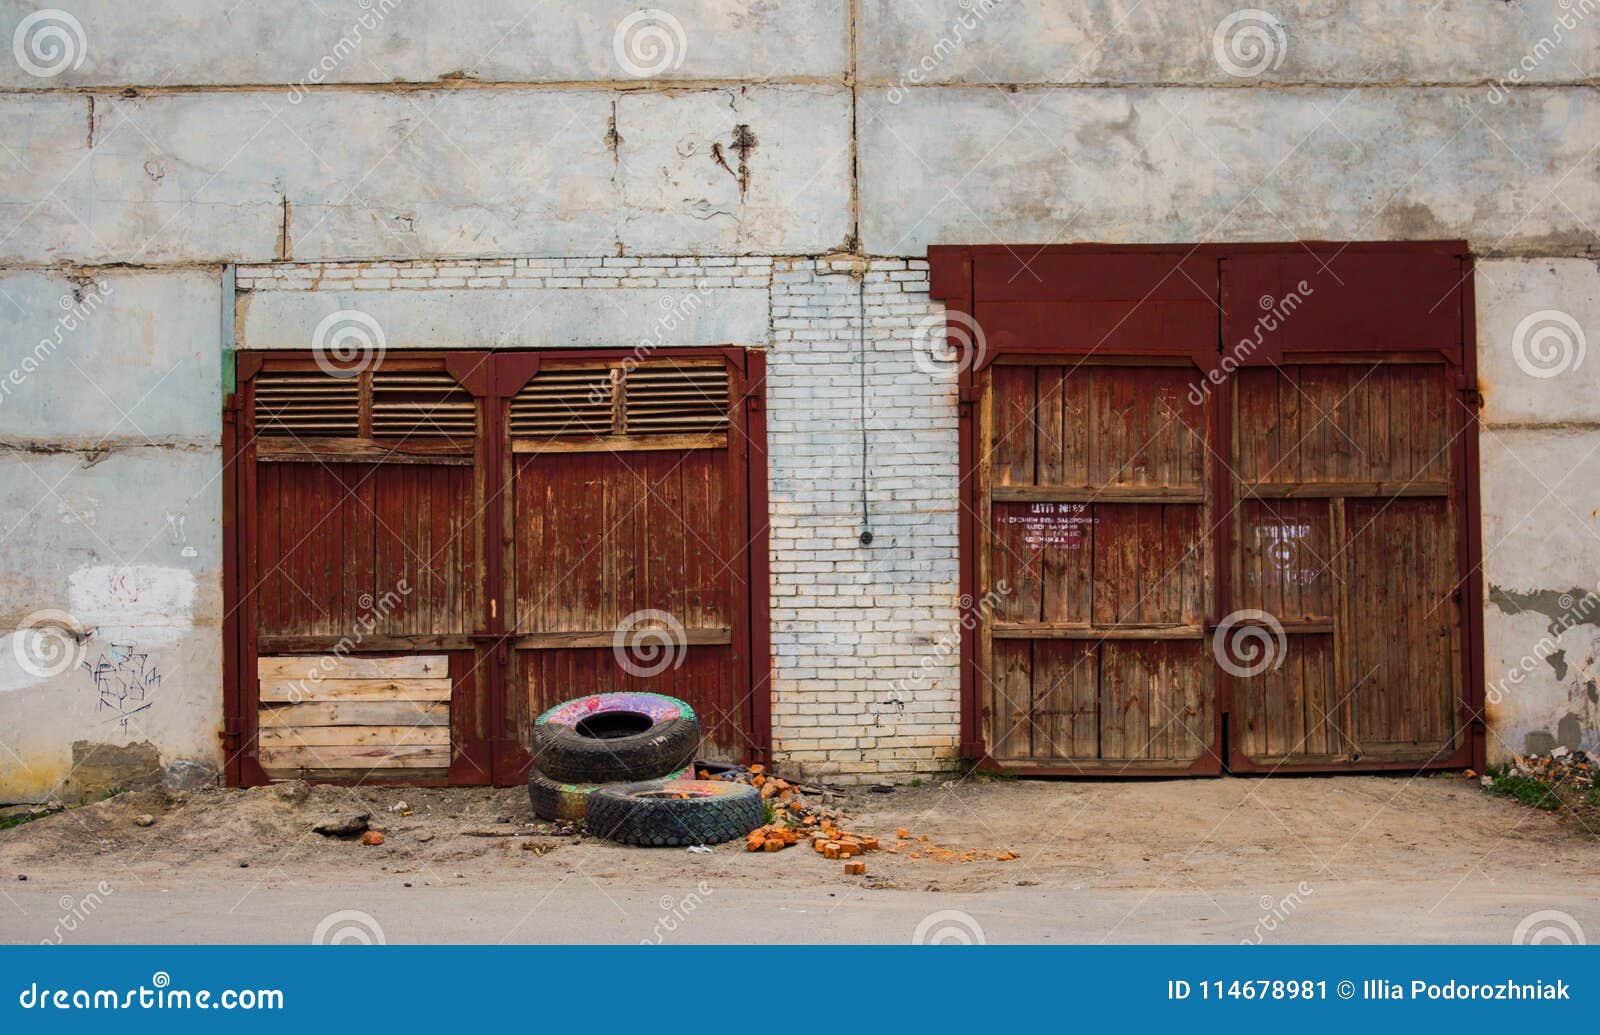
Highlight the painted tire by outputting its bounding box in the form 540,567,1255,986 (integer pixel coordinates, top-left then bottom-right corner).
585,779,763,847
529,692,699,784
527,766,686,822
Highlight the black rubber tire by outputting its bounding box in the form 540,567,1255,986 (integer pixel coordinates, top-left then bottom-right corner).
585,779,763,847
527,766,685,822
529,692,700,784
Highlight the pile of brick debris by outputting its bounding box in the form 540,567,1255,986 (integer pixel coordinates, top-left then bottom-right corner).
705,764,1021,872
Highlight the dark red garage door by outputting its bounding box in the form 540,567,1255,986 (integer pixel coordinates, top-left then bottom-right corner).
932,243,1484,776
224,348,770,786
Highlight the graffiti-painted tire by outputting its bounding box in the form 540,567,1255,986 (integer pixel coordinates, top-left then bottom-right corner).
585,779,763,847
529,692,699,784
526,766,686,822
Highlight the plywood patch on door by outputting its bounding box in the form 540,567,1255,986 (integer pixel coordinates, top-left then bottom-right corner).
256,654,452,778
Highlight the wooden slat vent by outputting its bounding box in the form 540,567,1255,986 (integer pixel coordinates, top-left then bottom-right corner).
253,371,360,437
510,362,730,438
371,371,476,439
625,364,730,434
509,366,616,436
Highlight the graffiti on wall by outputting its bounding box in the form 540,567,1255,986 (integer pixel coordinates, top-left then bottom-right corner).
82,643,160,728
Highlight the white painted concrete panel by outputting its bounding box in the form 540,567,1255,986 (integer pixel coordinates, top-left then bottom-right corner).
1478,258,1600,426
859,0,1600,86
858,86,1599,254
237,285,770,349
0,87,851,264
0,270,221,439
617,86,854,255
0,0,849,88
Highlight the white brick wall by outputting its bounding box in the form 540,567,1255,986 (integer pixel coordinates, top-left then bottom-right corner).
237,253,965,783
235,256,774,293
766,258,962,782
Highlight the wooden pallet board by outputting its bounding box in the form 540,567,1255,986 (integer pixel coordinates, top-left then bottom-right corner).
256,654,454,772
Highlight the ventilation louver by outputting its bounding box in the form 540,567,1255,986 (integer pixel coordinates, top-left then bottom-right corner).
624,364,730,434
509,366,615,436
371,370,476,439
252,371,360,437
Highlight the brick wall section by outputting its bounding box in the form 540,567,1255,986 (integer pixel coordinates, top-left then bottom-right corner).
766,257,962,783
237,253,964,784
235,256,773,292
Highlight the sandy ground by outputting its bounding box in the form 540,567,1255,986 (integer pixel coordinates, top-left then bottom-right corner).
1,774,1596,943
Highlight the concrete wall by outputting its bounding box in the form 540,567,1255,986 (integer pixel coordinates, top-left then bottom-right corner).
1,0,1595,795
1477,258,1600,763
0,269,222,800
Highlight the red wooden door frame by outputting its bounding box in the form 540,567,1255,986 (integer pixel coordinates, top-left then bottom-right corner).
222,347,772,788
932,242,1485,777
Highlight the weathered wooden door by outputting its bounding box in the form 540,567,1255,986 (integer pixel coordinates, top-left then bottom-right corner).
233,353,493,785
980,361,1219,771
226,348,770,787
1222,248,1474,772
942,243,1481,776
499,352,760,767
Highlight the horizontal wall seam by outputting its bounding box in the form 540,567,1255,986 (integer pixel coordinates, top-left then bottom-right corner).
1,79,1596,97
2,248,1595,277
0,438,219,453
1482,421,1600,433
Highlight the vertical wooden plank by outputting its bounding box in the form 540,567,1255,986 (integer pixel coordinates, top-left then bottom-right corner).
1035,365,1064,486
1062,369,1089,487
1099,641,1125,759
990,640,1032,760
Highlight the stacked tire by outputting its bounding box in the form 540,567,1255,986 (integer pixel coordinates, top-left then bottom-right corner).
526,692,761,846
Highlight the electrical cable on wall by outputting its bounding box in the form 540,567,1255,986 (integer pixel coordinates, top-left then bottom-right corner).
856,264,873,546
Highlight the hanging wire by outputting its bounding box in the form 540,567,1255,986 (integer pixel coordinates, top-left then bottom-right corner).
857,264,872,546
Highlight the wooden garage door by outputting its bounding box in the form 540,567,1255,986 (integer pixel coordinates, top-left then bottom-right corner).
980,362,1217,770
235,354,492,785
502,355,757,761
1229,363,1464,768
944,243,1481,776
226,348,770,787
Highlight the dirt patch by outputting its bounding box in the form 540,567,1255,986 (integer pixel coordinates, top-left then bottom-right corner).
2,774,1596,897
